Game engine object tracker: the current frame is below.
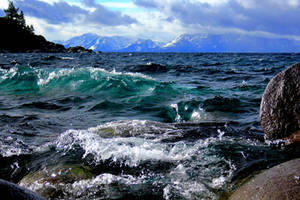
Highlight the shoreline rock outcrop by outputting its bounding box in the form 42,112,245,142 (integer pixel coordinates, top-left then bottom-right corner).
0,17,93,53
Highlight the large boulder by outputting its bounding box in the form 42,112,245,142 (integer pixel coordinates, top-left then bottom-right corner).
260,62,300,140
229,158,300,200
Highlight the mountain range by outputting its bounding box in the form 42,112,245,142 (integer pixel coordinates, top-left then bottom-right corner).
58,33,300,52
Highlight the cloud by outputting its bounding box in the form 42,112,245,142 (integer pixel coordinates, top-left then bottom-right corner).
133,0,158,8
81,0,136,26
133,0,300,37
14,0,136,26
0,0,8,16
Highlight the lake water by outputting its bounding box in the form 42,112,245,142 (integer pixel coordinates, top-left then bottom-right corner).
0,53,299,199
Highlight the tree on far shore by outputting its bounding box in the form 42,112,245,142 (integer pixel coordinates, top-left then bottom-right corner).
3,1,34,34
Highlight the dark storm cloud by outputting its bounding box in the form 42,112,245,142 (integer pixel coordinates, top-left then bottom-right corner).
14,0,136,26
133,0,300,36
14,0,85,24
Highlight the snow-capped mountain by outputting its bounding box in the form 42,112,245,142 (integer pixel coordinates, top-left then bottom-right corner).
118,39,163,52
58,33,300,52
162,34,300,52
163,34,211,51
61,33,136,52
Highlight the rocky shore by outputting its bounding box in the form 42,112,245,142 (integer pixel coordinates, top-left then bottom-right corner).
229,62,300,200
0,17,94,53
7,62,299,200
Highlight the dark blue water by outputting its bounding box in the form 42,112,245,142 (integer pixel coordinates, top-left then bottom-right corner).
0,53,299,199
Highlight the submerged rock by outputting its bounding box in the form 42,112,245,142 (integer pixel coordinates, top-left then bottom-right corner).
88,120,178,138
260,62,300,140
0,178,45,200
19,164,94,199
203,95,241,112
133,62,167,73
229,158,300,200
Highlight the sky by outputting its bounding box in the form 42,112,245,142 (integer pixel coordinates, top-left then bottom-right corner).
1,0,300,42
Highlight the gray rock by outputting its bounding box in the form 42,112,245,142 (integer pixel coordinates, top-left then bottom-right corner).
0,178,45,200
229,158,300,200
260,62,300,140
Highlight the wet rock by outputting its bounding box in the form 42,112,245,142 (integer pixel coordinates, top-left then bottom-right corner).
89,120,178,138
229,158,300,200
260,62,300,140
203,95,242,112
19,164,94,199
286,130,300,145
133,62,167,73
0,178,45,200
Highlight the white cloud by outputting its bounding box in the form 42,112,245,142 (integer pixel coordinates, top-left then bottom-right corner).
0,0,8,9
9,0,183,42
100,2,137,9
127,11,184,41
190,0,229,5
14,0,136,25
36,0,61,4
3,0,300,42
133,0,300,40
288,0,299,7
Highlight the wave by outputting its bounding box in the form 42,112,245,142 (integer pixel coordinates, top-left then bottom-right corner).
0,65,156,96
0,65,259,123
55,120,230,165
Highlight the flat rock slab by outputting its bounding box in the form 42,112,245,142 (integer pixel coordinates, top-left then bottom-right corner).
260,62,300,140
229,158,300,200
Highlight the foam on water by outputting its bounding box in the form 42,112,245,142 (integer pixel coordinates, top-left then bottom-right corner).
0,136,33,157
56,119,266,166
0,135,55,157
23,172,162,199
52,120,252,199
56,128,206,166
170,102,225,123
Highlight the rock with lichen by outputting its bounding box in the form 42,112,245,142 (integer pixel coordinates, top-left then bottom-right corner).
19,164,94,199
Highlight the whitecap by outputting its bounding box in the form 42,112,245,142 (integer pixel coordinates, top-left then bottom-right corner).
61,57,75,60
55,120,225,166
0,136,33,157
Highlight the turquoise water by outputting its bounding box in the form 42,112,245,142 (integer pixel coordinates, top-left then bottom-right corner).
0,53,299,199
